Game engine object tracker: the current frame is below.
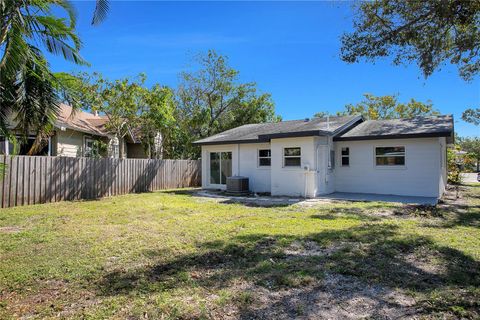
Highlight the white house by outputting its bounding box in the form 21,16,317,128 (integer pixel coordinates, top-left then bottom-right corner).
193,114,454,200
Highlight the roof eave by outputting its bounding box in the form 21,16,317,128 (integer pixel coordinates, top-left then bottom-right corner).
333,131,453,141
193,138,267,146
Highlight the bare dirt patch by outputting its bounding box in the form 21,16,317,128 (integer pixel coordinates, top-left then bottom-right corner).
216,273,417,320
0,280,98,319
0,226,23,234
284,240,355,258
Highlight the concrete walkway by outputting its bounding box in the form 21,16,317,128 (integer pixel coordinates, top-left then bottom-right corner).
461,173,479,184
316,192,438,205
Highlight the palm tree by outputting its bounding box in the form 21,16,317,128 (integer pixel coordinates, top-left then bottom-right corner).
0,0,86,153
0,0,109,154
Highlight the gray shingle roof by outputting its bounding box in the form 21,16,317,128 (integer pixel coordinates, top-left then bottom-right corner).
334,115,454,141
194,115,362,145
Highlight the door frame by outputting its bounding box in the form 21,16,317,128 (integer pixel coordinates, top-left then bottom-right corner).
208,150,232,189
316,145,328,195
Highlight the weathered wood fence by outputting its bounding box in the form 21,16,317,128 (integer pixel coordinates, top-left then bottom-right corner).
0,156,201,208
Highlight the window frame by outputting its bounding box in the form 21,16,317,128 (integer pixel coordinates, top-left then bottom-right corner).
283,147,301,168
341,147,350,167
84,137,97,158
374,146,406,167
257,149,271,167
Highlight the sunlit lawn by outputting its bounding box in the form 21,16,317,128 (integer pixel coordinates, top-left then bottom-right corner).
0,185,479,319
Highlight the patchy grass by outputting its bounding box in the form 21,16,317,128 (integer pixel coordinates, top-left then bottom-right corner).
0,185,479,319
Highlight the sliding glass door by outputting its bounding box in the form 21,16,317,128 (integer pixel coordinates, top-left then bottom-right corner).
210,152,232,185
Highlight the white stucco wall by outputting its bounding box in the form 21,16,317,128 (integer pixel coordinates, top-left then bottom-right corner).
334,138,444,198
200,136,447,199
201,137,320,197
238,143,271,193
270,137,317,197
201,143,271,192
438,137,447,196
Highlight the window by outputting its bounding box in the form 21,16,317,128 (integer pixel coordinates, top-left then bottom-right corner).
341,147,349,166
258,149,271,167
375,146,405,166
210,152,232,184
84,138,96,157
284,147,301,167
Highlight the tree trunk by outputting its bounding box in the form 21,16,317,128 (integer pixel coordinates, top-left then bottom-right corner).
118,136,125,158
146,140,152,159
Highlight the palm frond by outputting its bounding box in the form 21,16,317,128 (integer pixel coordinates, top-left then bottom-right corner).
91,0,109,26
50,0,78,29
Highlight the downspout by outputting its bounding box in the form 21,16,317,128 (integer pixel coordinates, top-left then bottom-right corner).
304,169,308,198
314,140,323,197
237,144,240,175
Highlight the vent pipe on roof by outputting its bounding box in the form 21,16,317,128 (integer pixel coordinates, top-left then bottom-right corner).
94,110,99,117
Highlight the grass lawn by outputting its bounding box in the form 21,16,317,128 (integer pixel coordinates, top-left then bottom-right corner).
0,185,479,319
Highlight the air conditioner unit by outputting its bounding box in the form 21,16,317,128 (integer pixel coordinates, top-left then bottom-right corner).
226,176,249,196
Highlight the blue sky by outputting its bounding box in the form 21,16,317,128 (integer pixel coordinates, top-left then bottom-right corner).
49,1,480,137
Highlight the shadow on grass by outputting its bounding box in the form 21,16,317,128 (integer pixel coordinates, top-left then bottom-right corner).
97,224,480,318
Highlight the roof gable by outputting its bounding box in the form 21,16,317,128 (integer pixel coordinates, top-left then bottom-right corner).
56,104,109,136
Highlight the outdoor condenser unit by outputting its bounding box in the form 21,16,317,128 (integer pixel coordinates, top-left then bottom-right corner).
226,176,249,196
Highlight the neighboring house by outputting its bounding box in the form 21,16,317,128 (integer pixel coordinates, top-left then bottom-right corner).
194,114,454,199
0,104,154,158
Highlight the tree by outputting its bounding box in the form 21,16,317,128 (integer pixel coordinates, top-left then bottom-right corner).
341,1,480,81
313,111,332,118
176,50,279,158
68,72,145,158
0,0,85,153
462,108,480,126
138,85,176,159
458,136,480,172
63,72,178,159
339,93,438,120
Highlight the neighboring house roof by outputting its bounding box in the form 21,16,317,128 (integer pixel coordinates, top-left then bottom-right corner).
56,104,109,137
333,115,454,142
193,115,363,145
55,104,140,142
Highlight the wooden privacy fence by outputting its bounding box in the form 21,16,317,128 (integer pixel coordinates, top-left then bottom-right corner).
0,156,201,208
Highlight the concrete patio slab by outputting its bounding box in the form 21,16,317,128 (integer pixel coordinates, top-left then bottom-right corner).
195,190,437,206
316,192,438,205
